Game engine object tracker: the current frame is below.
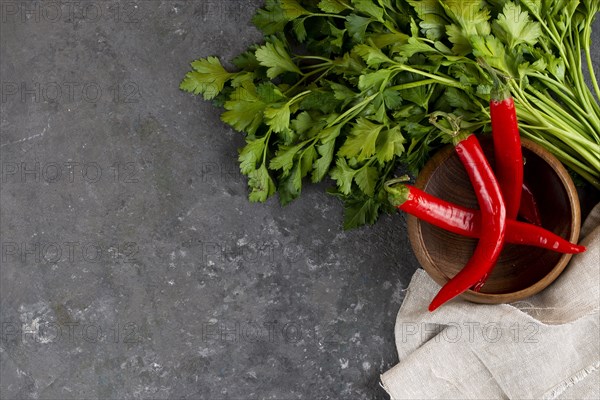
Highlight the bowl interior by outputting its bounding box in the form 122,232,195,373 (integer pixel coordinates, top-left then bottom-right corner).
410,137,579,300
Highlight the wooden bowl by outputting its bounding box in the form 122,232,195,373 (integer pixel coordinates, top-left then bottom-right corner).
407,137,581,304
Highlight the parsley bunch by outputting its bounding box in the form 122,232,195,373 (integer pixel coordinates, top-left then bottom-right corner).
181,0,600,229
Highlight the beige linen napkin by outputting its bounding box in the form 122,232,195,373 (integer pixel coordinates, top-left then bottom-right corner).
381,204,600,399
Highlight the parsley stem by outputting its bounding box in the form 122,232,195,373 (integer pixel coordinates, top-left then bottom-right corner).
576,30,600,118
262,130,272,165
521,129,600,188
517,106,600,171
524,6,571,71
530,73,592,118
583,30,600,101
383,22,403,36
302,63,334,70
388,79,438,91
340,1,353,10
330,93,378,127
525,85,599,140
288,90,312,105
516,99,598,162
284,65,332,95
295,55,334,63
306,13,346,19
510,83,600,169
568,31,596,115
391,65,464,89
530,134,598,179
564,46,585,108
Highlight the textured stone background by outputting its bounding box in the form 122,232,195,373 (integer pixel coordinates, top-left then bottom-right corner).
0,1,598,399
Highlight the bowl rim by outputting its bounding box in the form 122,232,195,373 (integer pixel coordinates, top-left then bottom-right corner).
407,137,581,304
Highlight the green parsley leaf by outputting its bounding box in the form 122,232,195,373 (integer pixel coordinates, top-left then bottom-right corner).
446,24,472,55
255,37,302,79
439,0,490,36
264,103,291,132
300,146,318,177
353,0,384,22
230,72,256,89
444,87,474,110
256,83,287,103
291,111,314,136
354,165,378,196
312,139,336,182
301,90,340,114
320,124,342,143
493,1,541,49
545,53,566,81
353,43,393,67
280,0,309,19
407,0,447,40
382,89,403,110
328,21,347,51
339,118,384,161
342,195,380,229
180,57,233,100
398,37,440,57
372,33,410,49
318,0,351,13
278,162,302,205
293,18,308,42
400,83,430,109
330,81,358,102
269,143,304,174
330,158,356,195
471,35,514,76
221,82,267,135
345,14,374,42
375,125,405,163
239,136,267,175
232,47,260,70
248,164,276,202
252,1,287,34
520,0,541,16
278,127,297,144
358,69,393,91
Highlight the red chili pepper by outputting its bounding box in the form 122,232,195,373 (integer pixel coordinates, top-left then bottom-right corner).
474,181,542,291
426,113,506,311
518,181,542,226
385,182,585,254
491,84,523,220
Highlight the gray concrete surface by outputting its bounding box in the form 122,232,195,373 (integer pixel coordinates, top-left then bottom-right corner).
0,1,598,399
0,1,413,398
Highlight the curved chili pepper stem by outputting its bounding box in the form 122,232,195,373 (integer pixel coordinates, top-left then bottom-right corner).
429,111,460,136
489,73,511,102
428,112,470,145
384,176,411,187
490,80,511,102
384,176,411,207
476,57,511,98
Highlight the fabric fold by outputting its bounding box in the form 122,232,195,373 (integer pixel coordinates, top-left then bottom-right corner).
381,204,600,399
